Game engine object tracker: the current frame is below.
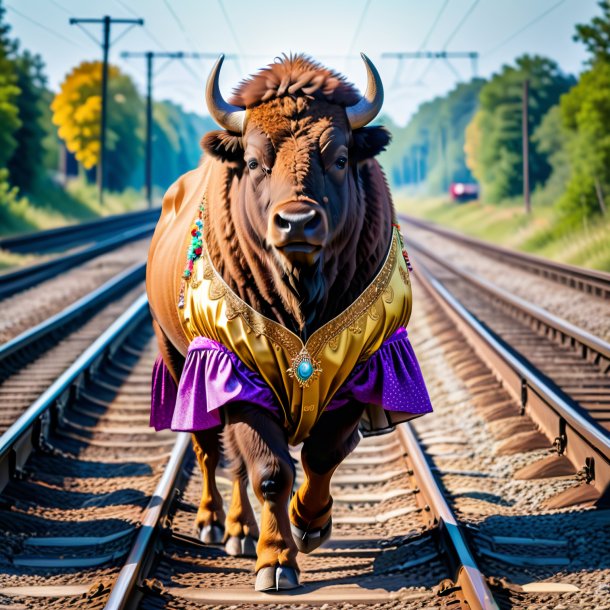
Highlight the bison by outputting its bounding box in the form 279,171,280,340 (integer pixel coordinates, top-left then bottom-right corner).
147,53,432,592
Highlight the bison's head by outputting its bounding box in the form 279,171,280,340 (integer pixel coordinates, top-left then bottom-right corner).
201,54,390,329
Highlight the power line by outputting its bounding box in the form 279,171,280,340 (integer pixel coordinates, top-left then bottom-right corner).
394,0,450,86
113,0,168,51
442,0,480,50
49,0,71,15
121,51,226,206
484,0,567,57
419,0,450,51
162,0,202,55
217,0,245,73
6,4,83,48
346,0,372,58
413,0,480,85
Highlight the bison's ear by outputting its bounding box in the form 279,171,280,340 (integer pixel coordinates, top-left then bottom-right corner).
351,126,391,161
201,130,244,164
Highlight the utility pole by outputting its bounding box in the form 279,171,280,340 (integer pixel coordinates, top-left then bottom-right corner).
121,51,226,207
70,16,143,204
522,79,531,214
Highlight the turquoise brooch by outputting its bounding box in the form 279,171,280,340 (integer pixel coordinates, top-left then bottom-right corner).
287,348,322,388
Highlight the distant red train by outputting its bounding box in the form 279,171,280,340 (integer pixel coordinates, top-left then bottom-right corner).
450,182,479,202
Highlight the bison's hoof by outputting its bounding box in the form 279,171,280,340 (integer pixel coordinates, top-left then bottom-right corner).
199,522,224,544
255,565,300,592
225,534,257,557
290,517,332,554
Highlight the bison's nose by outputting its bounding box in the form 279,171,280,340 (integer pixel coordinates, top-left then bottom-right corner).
274,209,319,237
272,209,325,245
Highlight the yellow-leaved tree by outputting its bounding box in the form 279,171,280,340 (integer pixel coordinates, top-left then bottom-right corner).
52,61,110,169
52,61,143,189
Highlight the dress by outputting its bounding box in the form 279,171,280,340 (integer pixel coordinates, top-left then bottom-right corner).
150,226,432,444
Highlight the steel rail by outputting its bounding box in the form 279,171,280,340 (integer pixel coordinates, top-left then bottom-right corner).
0,293,149,493
0,224,156,300
408,238,610,372
0,208,159,254
414,261,610,504
104,433,190,610
399,213,610,299
398,424,499,610
0,262,146,373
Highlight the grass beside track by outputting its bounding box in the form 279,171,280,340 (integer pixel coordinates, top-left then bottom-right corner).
396,194,610,272
0,179,148,271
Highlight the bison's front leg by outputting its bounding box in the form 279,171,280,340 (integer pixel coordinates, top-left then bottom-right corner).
192,428,226,543
289,404,364,553
226,406,299,592
222,426,259,557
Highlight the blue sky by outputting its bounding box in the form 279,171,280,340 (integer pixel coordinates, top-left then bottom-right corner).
5,0,601,126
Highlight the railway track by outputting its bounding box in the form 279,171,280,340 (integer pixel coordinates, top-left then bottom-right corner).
0,263,146,434
0,291,497,609
0,218,608,608
0,210,158,300
0,209,159,255
402,230,610,506
399,214,610,299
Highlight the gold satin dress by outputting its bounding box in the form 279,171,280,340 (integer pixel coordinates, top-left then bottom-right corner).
179,228,412,445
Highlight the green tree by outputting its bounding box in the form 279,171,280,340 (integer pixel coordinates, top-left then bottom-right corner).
574,0,610,64
0,1,21,168
381,78,484,194
558,62,610,216
469,55,574,202
7,50,47,191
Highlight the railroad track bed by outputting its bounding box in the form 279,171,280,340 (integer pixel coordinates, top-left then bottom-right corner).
0,317,176,610
0,281,146,435
0,221,609,608
135,433,454,609
400,216,610,343
0,239,150,344
411,250,610,438
407,280,610,609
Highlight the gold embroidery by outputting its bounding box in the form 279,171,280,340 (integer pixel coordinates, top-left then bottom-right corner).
399,266,410,286
368,300,381,321
306,233,398,357
328,335,340,351
348,317,364,334
382,285,394,304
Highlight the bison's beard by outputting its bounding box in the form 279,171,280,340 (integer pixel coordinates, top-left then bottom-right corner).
283,257,327,337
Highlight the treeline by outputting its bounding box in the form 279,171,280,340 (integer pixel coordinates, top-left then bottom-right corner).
384,1,610,220
0,1,213,213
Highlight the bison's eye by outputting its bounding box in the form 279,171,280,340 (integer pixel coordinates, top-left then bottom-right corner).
248,159,259,171
335,156,347,170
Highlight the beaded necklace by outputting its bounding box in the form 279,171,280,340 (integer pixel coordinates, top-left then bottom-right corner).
178,194,206,310
392,221,413,272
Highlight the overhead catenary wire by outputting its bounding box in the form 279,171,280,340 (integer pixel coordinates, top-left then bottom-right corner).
162,0,204,56
48,0,71,16
346,0,372,60
113,0,168,50
216,0,245,73
484,0,567,57
5,3,85,49
415,0,479,85
393,0,450,87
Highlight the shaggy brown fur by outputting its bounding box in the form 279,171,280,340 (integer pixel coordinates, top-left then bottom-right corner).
201,54,394,337
230,54,360,108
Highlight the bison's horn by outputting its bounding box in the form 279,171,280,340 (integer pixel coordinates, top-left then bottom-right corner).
346,53,384,129
206,54,247,133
